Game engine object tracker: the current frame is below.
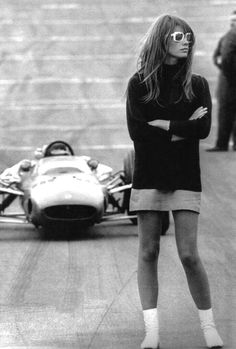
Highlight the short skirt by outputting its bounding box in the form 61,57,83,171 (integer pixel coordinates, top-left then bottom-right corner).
129,189,201,213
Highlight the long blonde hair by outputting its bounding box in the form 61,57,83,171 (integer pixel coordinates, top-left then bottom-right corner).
138,14,196,103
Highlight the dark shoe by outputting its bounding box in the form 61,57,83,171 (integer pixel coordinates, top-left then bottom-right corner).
206,146,228,152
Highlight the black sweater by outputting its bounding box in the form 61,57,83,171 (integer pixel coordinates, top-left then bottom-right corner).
126,65,212,192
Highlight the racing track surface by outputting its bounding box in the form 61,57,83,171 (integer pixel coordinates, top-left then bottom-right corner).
0,0,235,348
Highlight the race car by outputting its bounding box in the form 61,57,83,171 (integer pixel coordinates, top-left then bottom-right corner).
0,141,169,234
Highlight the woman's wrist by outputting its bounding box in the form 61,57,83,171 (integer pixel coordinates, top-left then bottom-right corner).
148,119,170,131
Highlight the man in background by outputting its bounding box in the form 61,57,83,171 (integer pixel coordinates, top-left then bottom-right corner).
207,10,236,151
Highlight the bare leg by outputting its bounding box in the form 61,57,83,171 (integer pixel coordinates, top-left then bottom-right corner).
137,211,162,348
173,210,223,348
137,211,162,310
173,210,211,309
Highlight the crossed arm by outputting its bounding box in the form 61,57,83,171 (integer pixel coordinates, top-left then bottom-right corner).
148,106,208,141
126,75,212,142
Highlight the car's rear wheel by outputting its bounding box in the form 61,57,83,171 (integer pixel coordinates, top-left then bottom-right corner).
122,149,137,225
122,149,170,235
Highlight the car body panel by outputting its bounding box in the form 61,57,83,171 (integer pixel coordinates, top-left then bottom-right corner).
0,152,134,231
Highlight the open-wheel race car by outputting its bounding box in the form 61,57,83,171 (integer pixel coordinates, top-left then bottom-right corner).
0,141,169,235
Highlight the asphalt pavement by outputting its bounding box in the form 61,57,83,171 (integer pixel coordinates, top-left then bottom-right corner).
0,1,235,348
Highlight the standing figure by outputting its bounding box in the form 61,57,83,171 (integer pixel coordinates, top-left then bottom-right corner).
126,14,224,349
207,10,236,151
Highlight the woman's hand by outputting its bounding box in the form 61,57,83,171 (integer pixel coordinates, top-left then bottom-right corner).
148,107,207,139
148,119,170,131
189,106,208,120
171,135,185,142
171,107,208,141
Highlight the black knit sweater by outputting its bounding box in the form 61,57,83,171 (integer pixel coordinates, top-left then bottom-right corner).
126,64,212,192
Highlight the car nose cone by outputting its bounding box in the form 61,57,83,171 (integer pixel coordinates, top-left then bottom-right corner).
30,174,104,208
64,193,73,200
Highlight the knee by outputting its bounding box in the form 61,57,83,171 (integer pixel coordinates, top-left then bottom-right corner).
140,244,160,262
180,253,199,271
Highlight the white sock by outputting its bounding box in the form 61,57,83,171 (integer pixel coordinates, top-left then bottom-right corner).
141,308,159,349
198,308,223,348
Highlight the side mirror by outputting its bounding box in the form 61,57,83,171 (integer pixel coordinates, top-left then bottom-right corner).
87,159,99,171
19,159,32,172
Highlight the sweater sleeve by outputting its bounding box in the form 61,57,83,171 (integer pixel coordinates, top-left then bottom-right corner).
126,74,168,142
169,76,212,139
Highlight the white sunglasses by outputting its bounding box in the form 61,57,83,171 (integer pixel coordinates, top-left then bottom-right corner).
170,32,192,43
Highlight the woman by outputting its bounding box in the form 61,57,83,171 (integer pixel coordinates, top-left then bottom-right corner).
126,14,223,349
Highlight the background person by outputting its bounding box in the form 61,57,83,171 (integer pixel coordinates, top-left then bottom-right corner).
207,10,236,151
126,14,223,349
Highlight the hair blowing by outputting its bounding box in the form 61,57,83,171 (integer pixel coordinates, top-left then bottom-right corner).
138,14,196,103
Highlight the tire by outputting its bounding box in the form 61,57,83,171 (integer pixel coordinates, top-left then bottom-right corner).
122,149,170,234
122,149,137,225
123,149,135,185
